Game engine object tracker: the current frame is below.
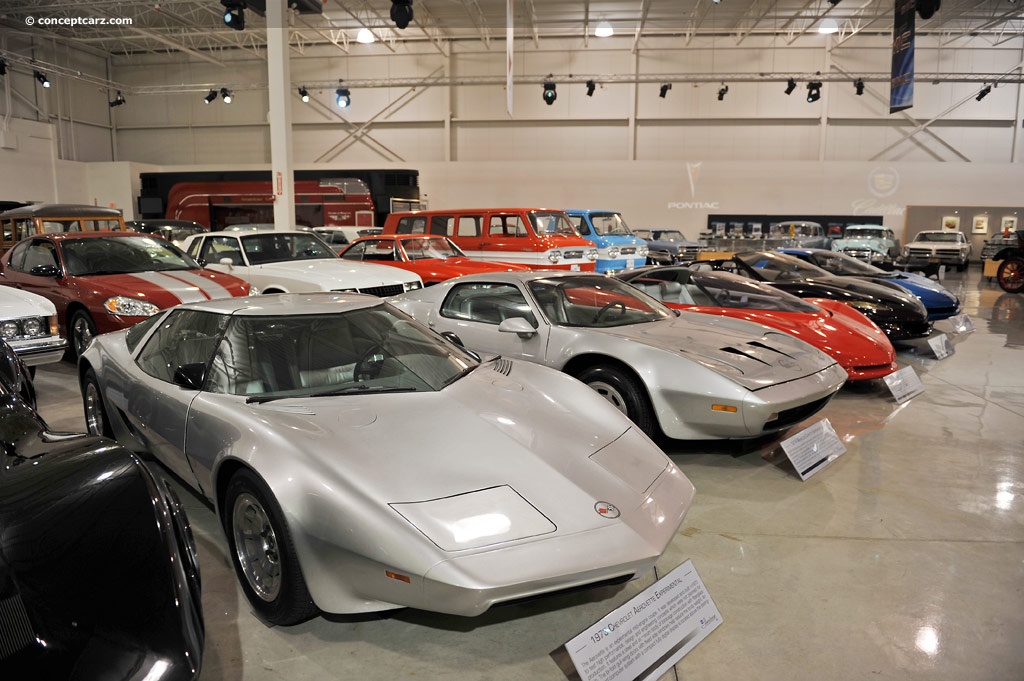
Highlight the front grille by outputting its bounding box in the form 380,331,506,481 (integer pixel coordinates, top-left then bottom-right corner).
358,284,405,297
620,247,636,255
563,250,584,259
0,593,35,661
677,246,703,261
763,394,833,432
843,248,873,259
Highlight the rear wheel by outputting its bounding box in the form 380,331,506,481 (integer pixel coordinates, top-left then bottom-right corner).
576,364,656,437
223,469,318,626
82,368,113,437
997,257,1024,293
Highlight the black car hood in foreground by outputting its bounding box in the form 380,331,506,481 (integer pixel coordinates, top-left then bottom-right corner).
0,394,204,680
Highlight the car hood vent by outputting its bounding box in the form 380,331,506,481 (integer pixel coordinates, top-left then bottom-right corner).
491,357,513,376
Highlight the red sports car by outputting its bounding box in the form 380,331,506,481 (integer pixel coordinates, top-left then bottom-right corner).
0,231,251,357
617,266,897,381
338,234,529,285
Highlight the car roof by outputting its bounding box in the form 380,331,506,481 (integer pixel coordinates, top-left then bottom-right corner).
0,204,124,219
33,230,152,242
165,292,386,316
434,270,608,286
198,229,317,238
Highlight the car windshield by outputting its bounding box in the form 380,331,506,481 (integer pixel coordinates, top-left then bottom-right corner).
530,212,579,236
652,230,688,243
916,232,961,243
206,306,479,399
807,251,884,275
401,237,463,260
691,271,820,313
528,276,672,328
845,229,887,239
737,251,831,281
241,233,336,264
61,236,200,276
589,213,632,236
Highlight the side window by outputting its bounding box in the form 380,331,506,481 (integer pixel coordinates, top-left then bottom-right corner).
341,242,366,260
440,283,537,326
362,239,396,261
185,237,202,257
201,236,244,266
21,240,59,273
489,216,526,237
456,216,480,237
396,217,427,234
429,216,452,236
570,216,590,235
135,310,228,384
7,240,31,272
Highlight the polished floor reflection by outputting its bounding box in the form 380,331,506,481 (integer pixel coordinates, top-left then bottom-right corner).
33,269,1024,681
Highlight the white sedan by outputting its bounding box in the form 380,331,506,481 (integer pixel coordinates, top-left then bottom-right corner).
182,230,423,295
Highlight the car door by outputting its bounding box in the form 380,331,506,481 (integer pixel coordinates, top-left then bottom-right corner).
481,213,535,262
430,281,551,364
121,308,228,490
2,238,71,317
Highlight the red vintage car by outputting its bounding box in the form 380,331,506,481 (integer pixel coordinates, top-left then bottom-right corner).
338,234,530,285
617,266,897,381
0,231,251,357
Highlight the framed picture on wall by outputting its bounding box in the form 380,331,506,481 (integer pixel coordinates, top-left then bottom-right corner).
942,215,961,231
972,215,989,234
1002,216,1018,234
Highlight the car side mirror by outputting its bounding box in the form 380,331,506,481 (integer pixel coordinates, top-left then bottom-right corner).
498,317,537,339
29,264,61,278
440,331,465,348
218,257,234,268
173,363,206,390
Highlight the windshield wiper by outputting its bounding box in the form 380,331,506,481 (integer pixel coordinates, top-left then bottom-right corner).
308,385,417,397
441,363,479,388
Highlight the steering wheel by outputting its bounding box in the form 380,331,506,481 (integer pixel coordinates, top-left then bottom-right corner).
593,300,627,323
354,345,389,381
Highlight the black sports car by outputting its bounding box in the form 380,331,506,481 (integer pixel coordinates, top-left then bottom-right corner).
689,250,932,341
0,339,204,679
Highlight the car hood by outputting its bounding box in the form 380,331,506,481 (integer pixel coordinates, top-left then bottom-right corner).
833,238,889,251
75,269,247,305
908,241,965,251
0,286,57,317
802,276,926,312
588,312,838,390
254,259,420,285
877,271,958,299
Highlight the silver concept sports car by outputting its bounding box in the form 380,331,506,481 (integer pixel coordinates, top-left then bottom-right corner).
390,272,848,440
78,293,695,625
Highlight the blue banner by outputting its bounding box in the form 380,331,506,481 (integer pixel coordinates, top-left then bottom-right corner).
890,0,916,113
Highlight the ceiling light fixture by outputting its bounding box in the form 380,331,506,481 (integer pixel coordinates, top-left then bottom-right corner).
220,87,233,104
585,80,596,97
785,78,797,95
976,84,991,101
298,86,310,102
109,91,126,107
659,83,672,98
917,0,941,20
34,71,50,88
806,80,822,102
717,84,729,101
203,89,217,104
542,79,557,105
390,0,413,30
336,86,351,108
356,28,376,44
594,21,614,38
818,18,839,34
222,3,245,30
854,78,865,95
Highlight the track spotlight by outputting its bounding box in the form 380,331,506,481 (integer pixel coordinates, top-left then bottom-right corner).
854,78,865,95
828,0,842,5
109,91,126,107
220,87,233,104
586,80,596,97
785,78,796,95
390,0,414,30
806,80,822,102
916,0,940,20
203,89,218,104
336,87,351,108
976,84,991,101
717,84,729,101
223,3,245,30
542,79,557,105
298,86,310,102
34,71,50,88
659,83,672,98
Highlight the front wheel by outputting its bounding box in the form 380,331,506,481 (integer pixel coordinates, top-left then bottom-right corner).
223,469,318,626
69,309,97,359
82,368,113,437
997,257,1024,293
576,365,657,437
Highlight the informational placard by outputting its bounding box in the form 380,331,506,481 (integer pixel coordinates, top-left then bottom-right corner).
927,333,955,359
949,314,975,334
884,365,925,403
566,560,722,681
779,418,846,481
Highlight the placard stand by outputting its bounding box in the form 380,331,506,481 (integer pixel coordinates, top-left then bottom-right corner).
884,365,925,403
927,333,955,359
564,560,722,681
949,314,975,334
778,418,846,481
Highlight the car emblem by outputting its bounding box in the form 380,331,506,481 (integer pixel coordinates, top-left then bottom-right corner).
594,501,620,519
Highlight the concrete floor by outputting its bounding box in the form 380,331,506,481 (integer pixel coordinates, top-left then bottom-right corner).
33,269,1024,681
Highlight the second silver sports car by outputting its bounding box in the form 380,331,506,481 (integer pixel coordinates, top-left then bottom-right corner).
390,272,848,440
79,293,694,625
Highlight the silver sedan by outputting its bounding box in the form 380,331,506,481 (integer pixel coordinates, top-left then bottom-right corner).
78,292,695,625
390,272,848,440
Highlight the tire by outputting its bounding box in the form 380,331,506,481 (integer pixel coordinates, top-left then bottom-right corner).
82,368,113,438
69,309,97,359
576,364,657,437
223,469,318,626
997,257,1024,294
